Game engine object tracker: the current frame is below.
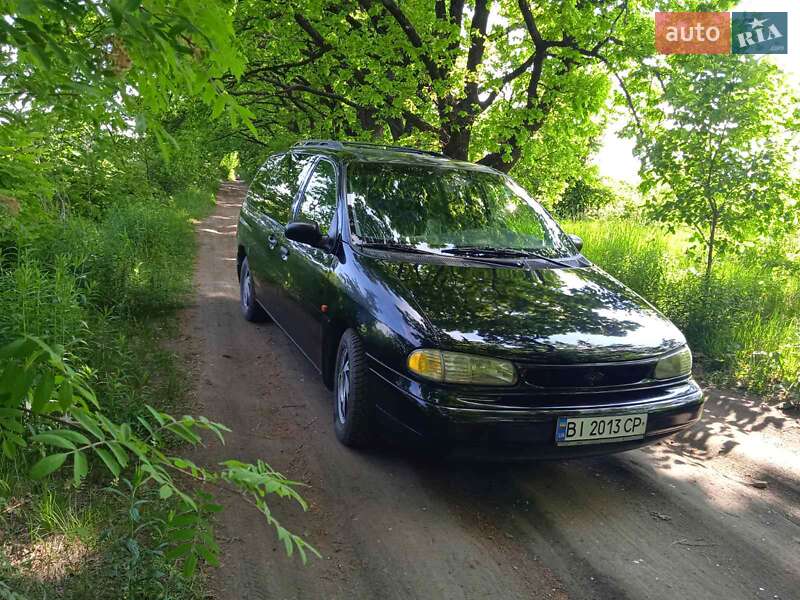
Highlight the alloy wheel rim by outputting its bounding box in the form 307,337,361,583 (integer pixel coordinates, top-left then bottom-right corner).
337,353,350,425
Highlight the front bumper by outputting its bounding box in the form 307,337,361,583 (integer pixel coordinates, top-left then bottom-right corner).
367,355,704,459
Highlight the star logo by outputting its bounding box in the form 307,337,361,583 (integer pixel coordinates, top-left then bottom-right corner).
732,12,787,54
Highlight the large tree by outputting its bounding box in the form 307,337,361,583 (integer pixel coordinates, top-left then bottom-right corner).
227,0,658,175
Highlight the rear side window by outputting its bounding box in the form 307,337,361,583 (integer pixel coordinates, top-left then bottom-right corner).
249,153,314,224
295,159,338,234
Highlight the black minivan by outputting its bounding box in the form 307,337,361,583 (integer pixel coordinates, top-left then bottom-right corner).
236,140,703,458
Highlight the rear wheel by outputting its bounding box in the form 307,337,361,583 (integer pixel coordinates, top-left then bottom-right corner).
333,330,375,447
239,256,268,322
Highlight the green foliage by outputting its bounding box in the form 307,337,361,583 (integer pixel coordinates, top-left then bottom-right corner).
220,152,241,181
0,0,251,139
568,218,800,397
553,176,618,220
227,0,651,182
0,336,319,578
630,55,800,277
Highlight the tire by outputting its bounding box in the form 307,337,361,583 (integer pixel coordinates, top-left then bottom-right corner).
239,256,268,322
333,330,375,447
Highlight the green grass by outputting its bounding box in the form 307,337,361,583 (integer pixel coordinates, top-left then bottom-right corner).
565,218,800,398
0,186,216,598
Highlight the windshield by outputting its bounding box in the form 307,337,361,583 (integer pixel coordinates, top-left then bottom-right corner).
345,162,576,258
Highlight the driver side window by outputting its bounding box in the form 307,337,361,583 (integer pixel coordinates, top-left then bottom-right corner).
295,159,338,235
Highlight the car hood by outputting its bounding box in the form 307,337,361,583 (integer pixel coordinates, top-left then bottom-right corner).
360,256,686,364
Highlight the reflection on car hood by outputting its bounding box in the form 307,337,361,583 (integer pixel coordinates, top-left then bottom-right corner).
363,257,686,363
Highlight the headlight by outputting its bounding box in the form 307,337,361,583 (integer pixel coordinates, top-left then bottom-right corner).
654,346,692,380
407,349,517,386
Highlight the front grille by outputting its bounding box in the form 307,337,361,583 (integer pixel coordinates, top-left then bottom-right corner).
455,383,682,409
522,362,654,388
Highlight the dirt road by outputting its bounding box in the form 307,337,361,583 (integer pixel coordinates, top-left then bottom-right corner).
183,181,800,600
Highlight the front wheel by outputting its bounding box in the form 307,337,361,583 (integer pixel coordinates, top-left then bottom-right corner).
239,256,268,322
333,330,375,447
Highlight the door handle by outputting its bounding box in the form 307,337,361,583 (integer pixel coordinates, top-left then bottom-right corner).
267,234,277,249
279,246,289,261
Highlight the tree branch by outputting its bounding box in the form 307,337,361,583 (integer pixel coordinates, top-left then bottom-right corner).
378,0,442,81
478,53,536,111
613,70,644,138
517,0,543,47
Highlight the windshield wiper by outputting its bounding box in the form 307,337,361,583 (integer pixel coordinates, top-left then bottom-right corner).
440,246,530,258
355,241,437,255
518,249,577,269
441,246,575,269
357,242,523,268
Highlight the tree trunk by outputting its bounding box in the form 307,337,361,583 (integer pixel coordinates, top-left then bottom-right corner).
705,211,718,282
442,126,470,160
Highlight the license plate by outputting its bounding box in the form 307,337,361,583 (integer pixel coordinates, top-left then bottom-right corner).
555,414,647,446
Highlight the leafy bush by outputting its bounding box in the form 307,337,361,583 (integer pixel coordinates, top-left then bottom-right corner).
0,336,317,580
553,178,616,220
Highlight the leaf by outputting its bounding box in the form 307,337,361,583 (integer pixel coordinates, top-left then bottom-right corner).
31,371,55,413
95,448,121,478
73,383,99,408
170,513,199,528
0,363,22,400
159,484,173,499
9,366,35,407
73,451,88,486
52,429,91,445
110,1,123,27
166,422,200,445
0,338,34,360
170,527,200,543
145,405,166,426
137,416,158,440
2,439,15,459
57,381,73,410
72,409,104,440
30,453,67,479
182,553,198,578
108,442,129,468
164,542,193,560
31,432,76,450
195,542,219,566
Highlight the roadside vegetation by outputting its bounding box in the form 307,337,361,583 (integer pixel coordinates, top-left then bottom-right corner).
0,128,315,598
0,3,313,598
1,0,798,598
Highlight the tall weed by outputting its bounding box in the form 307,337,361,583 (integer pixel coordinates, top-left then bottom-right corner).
0,256,86,349
90,202,195,315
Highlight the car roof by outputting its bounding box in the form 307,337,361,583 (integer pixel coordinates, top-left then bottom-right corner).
290,140,500,174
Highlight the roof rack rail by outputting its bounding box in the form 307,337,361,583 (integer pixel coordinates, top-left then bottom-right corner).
292,139,447,159
292,140,344,150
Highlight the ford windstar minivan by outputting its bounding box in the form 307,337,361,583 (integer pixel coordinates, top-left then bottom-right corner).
236,140,703,458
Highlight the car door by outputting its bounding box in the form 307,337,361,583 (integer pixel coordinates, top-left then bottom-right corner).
279,157,341,368
245,152,315,322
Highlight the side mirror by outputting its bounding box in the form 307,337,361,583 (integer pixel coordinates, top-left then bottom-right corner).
568,234,583,252
285,221,323,247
